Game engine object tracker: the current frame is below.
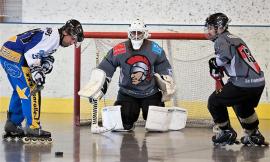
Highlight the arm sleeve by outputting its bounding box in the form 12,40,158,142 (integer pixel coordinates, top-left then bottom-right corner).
24,31,58,67
97,49,118,78
215,38,233,67
154,50,173,76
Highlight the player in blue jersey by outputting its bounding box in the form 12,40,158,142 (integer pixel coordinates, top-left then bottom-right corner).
0,19,84,143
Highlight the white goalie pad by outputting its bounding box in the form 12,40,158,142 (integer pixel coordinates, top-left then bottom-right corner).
154,73,176,102
145,106,187,132
102,106,124,130
168,107,188,130
145,106,172,131
78,68,106,99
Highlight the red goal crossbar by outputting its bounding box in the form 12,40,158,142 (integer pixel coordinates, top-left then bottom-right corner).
74,32,207,126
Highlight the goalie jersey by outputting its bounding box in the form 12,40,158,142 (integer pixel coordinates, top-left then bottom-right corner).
214,31,265,88
1,27,59,67
98,39,172,98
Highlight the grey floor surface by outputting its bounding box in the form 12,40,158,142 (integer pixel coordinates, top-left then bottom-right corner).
0,113,269,162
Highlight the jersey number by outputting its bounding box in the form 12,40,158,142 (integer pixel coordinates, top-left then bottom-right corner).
237,44,261,74
17,29,41,44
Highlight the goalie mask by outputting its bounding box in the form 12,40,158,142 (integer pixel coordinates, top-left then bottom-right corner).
60,19,84,47
205,13,230,41
128,19,149,50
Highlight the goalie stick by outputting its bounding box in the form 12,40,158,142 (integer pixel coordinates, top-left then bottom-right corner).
90,99,114,134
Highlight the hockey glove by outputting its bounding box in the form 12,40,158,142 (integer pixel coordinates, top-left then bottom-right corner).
30,66,46,86
154,73,176,102
208,57,224,79
41,55,54,74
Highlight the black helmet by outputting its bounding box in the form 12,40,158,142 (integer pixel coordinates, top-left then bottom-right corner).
205,13,229,30
61,19,84,42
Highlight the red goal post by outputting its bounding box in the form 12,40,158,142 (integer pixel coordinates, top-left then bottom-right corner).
74,31,208,126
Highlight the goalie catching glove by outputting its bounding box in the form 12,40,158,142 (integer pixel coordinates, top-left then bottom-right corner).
78,68,111,100
208,57,224,80
154,73,176,102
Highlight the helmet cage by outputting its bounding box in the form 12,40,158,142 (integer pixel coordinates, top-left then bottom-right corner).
128,19,149,50
128,19,149,41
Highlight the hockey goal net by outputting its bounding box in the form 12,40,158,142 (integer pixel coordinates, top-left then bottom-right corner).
74,31,215,128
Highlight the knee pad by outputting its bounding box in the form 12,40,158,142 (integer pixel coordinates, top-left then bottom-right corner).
234,105,259,130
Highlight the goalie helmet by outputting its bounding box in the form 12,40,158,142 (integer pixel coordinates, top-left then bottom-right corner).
205,13,230,31
128,19,149,50
60,19,84,47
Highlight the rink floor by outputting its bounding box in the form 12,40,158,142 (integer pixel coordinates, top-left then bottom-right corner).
0,113,270,162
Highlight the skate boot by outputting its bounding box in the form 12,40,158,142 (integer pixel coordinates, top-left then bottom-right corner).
240,128,269,146
22,127,52,144
212,127,239,146
2,120,25,142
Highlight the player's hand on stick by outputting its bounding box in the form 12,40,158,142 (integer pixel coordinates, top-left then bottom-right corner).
41,55,54,74
30,65,46,86
208,57,224,80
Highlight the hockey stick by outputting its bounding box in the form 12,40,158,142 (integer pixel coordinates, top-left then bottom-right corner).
28,85,44,97
214,72,244,130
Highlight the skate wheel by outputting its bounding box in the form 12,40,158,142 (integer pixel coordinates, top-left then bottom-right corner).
14,137,20,142
22,137,31,144
7,137,13,142
2,133,6,140
31,138,38,144
47,138,53,144
39,138,46,144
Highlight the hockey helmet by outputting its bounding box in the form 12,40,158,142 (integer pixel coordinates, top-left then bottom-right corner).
205,13,230,30
60,19,84,47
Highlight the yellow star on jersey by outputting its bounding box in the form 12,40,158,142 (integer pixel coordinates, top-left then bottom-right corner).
16,85,28,99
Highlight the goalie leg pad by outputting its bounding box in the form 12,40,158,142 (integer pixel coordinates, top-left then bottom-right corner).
102,106,124,130
145,106,172,132
154,73,176,102
141,91,164,120
168,107,188,130
78,68,110,99
145,106,188,132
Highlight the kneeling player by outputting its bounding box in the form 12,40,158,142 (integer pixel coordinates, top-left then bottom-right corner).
79,19,175,132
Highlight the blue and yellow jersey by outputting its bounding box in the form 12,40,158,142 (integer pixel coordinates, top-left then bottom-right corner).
0,27,60,67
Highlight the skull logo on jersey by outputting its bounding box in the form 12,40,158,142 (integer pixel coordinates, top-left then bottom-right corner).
126,55,151,85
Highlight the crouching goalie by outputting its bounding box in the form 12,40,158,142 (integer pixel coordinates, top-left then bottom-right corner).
79,19,176,133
